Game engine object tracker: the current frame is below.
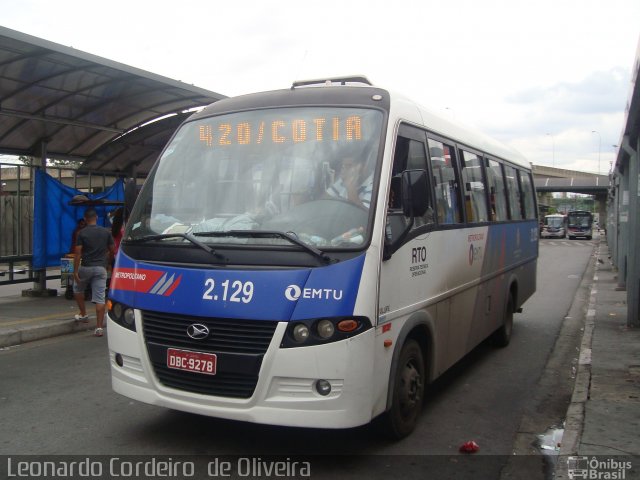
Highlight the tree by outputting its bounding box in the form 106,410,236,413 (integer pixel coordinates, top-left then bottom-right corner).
18,155,82,168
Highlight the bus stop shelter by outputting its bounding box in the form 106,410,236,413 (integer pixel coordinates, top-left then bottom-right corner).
609,37,640,328
0,25,226,292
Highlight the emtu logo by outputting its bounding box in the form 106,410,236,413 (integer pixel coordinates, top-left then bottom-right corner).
284,285,344,301
285,285,302,301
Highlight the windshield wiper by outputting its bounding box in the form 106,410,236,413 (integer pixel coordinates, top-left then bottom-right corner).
193,230,333,264
126,233,225,259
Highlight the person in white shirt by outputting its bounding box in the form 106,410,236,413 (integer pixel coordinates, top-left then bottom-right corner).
326,156,372,209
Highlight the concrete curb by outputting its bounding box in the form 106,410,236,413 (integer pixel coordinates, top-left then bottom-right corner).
554,242,599,479
0,318,96,348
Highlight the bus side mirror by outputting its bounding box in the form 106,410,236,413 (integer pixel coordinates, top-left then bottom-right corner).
401,169,430,218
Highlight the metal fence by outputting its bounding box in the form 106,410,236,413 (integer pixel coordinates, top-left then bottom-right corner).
0,162,123,286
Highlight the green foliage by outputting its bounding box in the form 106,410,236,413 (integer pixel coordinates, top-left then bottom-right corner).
18,155,82,168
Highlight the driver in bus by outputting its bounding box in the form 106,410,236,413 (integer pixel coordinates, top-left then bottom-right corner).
326,155,373,209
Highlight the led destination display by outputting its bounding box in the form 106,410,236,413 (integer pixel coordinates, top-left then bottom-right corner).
198,115,364,147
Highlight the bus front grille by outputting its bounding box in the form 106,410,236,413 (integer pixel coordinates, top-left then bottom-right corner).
149,361,258,398
141,310,279,399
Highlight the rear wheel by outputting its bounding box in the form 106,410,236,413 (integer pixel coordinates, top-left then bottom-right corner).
382,339,425,439
492,294,514,348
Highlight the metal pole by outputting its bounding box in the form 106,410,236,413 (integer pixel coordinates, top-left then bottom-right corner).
21,140,57,296
592,130,601,175
33,140,48,293
17,165,22,256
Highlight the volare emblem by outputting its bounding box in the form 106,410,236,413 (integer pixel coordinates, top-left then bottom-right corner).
187,323,210,340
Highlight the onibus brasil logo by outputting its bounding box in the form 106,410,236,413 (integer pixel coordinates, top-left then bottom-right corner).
567,457,632,479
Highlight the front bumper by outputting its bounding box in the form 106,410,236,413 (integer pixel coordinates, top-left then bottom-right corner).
107,315,375,429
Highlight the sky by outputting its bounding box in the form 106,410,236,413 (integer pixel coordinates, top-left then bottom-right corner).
1,0,639,175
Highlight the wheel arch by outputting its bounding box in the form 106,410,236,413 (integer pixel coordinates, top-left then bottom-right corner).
385,311,434,411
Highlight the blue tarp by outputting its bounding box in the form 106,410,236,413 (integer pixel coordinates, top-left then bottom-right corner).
33,170,124,268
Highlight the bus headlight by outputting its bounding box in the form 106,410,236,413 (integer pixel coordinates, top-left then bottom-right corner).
123,308,136,328
292,323,310,343
112,302,123,319
108,300,137,332
317,319,335,339
281,317,371,348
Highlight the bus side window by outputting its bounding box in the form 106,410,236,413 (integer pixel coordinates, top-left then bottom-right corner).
518,170,537,219
385,134,433,247
427,138,461,224
406,139,434,227
390,135,432,221
460,150,489,223
504,165,523,220
389,175,402,209
385,137,411,247
486,158,509,221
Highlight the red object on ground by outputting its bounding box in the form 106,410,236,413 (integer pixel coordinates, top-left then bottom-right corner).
459,441,480,453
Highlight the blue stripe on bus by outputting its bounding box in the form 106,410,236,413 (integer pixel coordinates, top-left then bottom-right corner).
109,252,365,321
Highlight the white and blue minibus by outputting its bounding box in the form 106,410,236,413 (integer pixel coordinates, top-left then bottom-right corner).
107,76,538,438
541,213,568,239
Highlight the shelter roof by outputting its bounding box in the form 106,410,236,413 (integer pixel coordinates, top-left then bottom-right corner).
0,26,226,175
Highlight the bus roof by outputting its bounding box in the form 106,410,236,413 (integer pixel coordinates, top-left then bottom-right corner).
386,89,530,169
190,78,531,171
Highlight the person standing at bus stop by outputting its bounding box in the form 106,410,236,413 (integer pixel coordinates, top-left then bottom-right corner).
73,208,115,337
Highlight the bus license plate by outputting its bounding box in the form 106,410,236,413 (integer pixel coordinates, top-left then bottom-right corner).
167,348,217,375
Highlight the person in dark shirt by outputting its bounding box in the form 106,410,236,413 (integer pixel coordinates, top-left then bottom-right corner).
73,208,115,337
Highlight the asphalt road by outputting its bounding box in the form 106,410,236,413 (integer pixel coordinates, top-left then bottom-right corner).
0,237,597,479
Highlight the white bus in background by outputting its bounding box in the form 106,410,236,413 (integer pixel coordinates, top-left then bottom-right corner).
107,76,538,438
541,213,568,239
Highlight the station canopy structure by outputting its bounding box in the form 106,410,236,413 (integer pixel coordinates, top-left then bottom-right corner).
0,25,226,176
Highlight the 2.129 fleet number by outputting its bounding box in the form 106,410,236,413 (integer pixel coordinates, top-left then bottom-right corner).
202,278,254,303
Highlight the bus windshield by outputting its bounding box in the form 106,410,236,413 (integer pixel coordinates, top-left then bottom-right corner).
567,212,592,227
126,107,384,249
545,216,565,227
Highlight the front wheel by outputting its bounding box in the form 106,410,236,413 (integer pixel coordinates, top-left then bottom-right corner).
382,339,425,439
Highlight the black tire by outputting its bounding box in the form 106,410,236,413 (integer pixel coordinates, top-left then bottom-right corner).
382,339,425,439
492,294,514,348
